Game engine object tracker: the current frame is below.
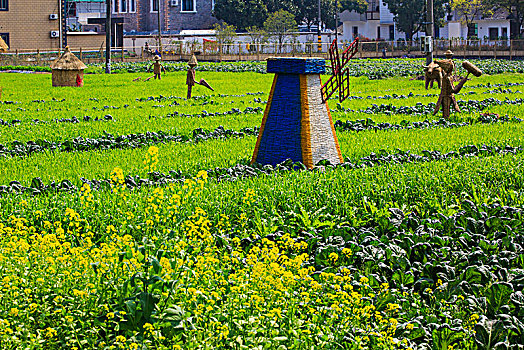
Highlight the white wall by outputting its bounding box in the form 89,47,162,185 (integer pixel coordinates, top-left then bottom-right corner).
477,20,509,39
447,22,462,38
342,4,511,41
442,20,510,39
342,20,407,41
378,0,394,24
342,21,381,41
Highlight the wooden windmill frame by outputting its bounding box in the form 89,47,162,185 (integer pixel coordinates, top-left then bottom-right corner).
321,37,359,103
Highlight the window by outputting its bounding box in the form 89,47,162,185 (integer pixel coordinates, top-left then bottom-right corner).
467,23,478,38
151,0,158,12
113,0,118,13
352,26,358,38
377,26,381,39
130,0,136,12
389,25,394,40
0,33,9,47
120,0,127,12
67,2,76,16
0,0,7,11
181,0,195,12
501,27,508,39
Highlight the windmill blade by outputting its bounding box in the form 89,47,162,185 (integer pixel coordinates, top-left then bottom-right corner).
322,37,359,103
321,74,339,103
338,68,351,103
341,37,359,69
328,39,341,75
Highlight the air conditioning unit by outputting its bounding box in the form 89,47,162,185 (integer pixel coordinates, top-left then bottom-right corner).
420,36,432,53
50,31,60,38
49,14,59,20
170,0,178,6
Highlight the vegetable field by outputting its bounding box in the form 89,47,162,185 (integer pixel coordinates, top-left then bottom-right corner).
1,60,524,349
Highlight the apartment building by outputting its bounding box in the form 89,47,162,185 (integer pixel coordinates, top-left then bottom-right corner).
0,0,63,50
340,0,515,42
0,0,216,50
70,0,217,34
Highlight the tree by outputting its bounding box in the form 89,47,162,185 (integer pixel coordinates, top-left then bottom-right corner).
292,0,318,30
319,0,367,31
451,0,492,38
264,0,296,14
213,22,237,54
264,10,298,52
382,0,448,41
381,0,425,41
485,0,524,38
262,0,366,32
213,0,268,31
320,0,338,30
340,0,368,14
246,26,268,52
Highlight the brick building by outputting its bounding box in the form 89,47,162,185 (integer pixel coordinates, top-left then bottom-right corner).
0,0,216,50
72,0,217,35
0,0,63,50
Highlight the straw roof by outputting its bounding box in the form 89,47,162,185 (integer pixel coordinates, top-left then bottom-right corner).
188,54,198,66
436,59,455,73
0,37,8,52
50,46,87,70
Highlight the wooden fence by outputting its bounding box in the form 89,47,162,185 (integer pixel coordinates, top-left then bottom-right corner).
1,39,523,66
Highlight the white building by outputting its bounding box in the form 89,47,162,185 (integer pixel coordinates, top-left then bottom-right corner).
340,0,513,41
441,9,511,40
340,0,405,41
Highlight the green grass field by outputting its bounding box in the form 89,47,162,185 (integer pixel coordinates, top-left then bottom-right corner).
1,62,524,349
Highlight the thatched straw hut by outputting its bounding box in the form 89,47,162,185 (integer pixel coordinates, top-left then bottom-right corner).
0,37,8,53
50,46,87,87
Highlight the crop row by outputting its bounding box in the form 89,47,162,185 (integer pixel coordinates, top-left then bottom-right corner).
334,113,520,132
89,58,524,78
2,142,522,197
2,80,518,108
150,106,264,119
2,112,521,158
0,104,264,128
136,91,264,103
0,114,114,127
3,58,524,78
354,97,524,116
0,125,259,158
143,97,524,120
3,86,519,123
347,84,523,102
0,92,264,109
2,145,524,348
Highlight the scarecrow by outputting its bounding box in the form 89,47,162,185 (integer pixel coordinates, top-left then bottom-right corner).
433,58,482,118
424,61,442,89
148,55,166,80
186,54,214,99
424,50,456,90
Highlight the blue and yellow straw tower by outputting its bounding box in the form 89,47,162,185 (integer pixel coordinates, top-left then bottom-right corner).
251,57,343,168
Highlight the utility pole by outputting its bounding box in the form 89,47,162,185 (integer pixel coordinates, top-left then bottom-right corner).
58,0,62,52
426,0,434,65
317,0,322,52
62,0,68,48
334,0,338,43
105,0,111,73
157,0,162,56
